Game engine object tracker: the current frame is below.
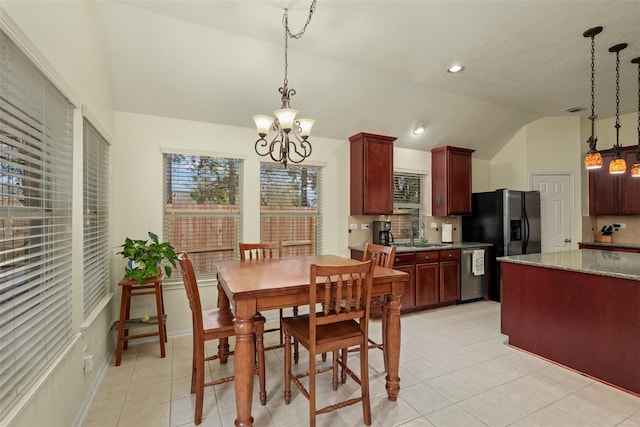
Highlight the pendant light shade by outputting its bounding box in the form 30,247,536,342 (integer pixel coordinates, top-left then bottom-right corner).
583,26,603,169
632,56,640,178
608,43,628,174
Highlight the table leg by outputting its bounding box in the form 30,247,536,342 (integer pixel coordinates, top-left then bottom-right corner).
217,283,232,363
234,302,256,427
384,281,403,401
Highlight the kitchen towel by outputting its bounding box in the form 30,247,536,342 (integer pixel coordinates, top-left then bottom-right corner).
442,223,453,243
472,249,485,276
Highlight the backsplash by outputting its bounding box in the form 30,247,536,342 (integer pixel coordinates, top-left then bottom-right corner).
582,216,640,244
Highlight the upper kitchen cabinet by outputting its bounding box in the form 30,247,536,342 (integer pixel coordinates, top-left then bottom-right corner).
589,145,640,215
431,146,475,216
349,132,396,215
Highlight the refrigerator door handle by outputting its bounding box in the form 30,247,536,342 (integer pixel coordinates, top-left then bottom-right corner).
522,206,530,253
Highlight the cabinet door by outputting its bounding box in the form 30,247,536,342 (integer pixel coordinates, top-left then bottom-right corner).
415,262,439,306
363,138,393,214
395,264,415,310
447,150,472,215
440,260,460,302
621,149,640,214
589,151,618,215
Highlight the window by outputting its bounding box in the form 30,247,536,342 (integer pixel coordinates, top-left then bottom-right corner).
83,119,110,317
390,172,425,241
163,153,242,276
0,30,74,416
260,163,321,256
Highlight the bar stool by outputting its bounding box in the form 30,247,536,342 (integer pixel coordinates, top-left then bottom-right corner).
114,274,167,366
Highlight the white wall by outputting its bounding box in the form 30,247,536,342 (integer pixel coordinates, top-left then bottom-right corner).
0,3,114,426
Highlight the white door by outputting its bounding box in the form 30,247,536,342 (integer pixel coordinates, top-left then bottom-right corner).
531,173,573,252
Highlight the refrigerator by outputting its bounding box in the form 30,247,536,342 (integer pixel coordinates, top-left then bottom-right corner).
461,189,541,301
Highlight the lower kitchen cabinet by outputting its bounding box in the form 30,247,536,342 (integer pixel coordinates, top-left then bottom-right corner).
352,248,460,313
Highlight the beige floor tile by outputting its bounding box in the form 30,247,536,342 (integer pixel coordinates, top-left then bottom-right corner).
84,392,126,421
81,414,119,427
425,404,486,427
121,380,171,412
170,394,220,427
118,402,171,427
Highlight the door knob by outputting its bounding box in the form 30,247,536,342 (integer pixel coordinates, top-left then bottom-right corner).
564,238,572,243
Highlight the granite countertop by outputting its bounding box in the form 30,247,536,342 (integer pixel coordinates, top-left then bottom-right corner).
498,249,640,281
349,241,492,253
578,241,640,250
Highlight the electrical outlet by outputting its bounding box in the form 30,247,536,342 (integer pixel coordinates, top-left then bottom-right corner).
349,223,357,230
83,347,94,372
619,223,626,229
430,222,438,229
361,223,370,230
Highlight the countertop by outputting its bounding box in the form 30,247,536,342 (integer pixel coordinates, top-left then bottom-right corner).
349,242,492,253
498,249,640,281
577,241,640,250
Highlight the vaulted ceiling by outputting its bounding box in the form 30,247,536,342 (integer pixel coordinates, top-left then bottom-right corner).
96,1,640,159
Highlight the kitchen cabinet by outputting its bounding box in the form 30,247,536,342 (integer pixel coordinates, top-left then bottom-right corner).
349,132,396,215
431,146,474,216
589,145,640,215
578,243,640,253
415,251,439,306
393,253,416,310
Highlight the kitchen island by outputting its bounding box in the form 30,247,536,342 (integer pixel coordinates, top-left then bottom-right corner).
499,249,640,396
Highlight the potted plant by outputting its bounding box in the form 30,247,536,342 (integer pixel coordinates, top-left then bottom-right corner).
118,232,178,284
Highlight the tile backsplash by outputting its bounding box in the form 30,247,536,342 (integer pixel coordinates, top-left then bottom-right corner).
582,215,640,244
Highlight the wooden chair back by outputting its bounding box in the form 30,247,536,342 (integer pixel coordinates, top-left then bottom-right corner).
309,261,374,346
239,242,281,260
363,243,396,268
178,252,203,333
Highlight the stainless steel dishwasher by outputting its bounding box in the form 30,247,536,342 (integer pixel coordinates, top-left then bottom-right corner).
460,247,489,301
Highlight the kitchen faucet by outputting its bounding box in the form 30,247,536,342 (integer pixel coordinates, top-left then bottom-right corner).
409,217,424,245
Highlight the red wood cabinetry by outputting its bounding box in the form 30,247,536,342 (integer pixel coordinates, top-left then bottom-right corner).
393,253,416,310
431,146,474,216
589,145,640,215
349,133,396,215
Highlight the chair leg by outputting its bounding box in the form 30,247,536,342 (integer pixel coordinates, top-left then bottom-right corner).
340,347,348,384
294,337,300,364
360,340,372,426
284,332,292,404
332,351,339,391
194,340,205,425
255,320,267,406
191,328,197,394
309,349,317,427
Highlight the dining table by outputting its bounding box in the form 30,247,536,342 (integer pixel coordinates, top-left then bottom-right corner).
215,254,408,427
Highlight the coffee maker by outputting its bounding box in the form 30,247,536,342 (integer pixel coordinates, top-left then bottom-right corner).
372,221,392,246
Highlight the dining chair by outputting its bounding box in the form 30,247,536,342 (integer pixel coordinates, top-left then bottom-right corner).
240,241,295,351
178,252,267,425
282,260,375,427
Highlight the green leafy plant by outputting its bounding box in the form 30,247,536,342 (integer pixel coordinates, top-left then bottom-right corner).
118,232,178,284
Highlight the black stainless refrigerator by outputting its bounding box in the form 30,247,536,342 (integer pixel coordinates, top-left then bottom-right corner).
461,189,541,301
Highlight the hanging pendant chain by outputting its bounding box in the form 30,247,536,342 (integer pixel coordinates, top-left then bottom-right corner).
615,51,621,128
590,35,596,122
282,0,317,88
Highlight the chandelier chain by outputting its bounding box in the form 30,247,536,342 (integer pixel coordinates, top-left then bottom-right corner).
281,0,317,87
590,34,596,123
615,50,621,128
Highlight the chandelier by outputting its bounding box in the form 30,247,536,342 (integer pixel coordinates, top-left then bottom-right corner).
583,26,603,169
252,1,317,168
631,56,640,178
608,42,628,174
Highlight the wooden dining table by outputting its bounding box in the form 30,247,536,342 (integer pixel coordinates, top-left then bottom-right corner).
215,254,408,427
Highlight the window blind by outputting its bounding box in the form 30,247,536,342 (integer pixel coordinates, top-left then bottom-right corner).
260,163,322,256
163,153,242,277
391,172,425,240
0,30,74,417
83,119,109,317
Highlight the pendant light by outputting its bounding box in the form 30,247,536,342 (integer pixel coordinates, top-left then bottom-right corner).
608,43,628,174
583,26,603,169
631,56,640,178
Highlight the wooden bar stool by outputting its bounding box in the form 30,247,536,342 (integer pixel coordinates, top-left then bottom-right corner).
114,274,167,366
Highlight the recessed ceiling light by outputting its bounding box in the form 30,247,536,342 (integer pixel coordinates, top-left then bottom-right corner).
413,125,425,135
447,64,464,73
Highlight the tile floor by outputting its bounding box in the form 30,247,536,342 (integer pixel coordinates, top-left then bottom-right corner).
83,301,640,426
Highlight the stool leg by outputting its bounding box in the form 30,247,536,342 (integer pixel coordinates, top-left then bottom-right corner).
116,286,130,366
159,285,168,343
123,288,131,350
154,283,166,359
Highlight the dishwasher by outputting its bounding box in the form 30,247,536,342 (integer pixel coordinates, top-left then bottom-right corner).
460,247,489,302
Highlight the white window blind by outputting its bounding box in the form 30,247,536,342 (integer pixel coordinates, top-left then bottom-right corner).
163,153,242,277
260,163,322,256
0,30,74,417
83,119,109,317
391,172,425,240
